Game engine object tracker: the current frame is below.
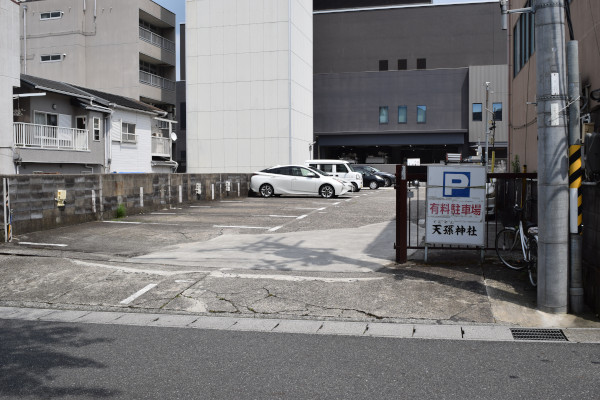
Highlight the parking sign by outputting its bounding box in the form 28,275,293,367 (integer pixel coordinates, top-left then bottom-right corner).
426,165,486,246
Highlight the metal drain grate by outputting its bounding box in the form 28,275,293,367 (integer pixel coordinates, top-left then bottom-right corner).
510,328,568,342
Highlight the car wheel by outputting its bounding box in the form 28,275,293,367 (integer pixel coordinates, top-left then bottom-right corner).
383,177,391,187
369,181,379,190
352,182,361,192
319,184,335,198
259,183,274,198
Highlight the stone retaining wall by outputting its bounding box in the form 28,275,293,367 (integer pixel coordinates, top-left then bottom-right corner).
1,173,252,237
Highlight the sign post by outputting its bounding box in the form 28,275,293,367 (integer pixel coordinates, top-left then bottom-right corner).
425,165,486,261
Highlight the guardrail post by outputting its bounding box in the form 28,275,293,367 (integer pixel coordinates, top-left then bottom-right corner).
395,164,407,263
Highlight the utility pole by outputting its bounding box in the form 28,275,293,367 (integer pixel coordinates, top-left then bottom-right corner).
484,82,490,167
534,0,569,313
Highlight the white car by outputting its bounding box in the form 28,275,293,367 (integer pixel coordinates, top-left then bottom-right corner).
305,159,363,192
251,165,349,198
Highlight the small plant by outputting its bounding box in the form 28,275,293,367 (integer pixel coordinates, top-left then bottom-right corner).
512,154,521,173
116,203,126,218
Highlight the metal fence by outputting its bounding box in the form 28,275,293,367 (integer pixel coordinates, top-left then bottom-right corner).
139,26,176,53
395,164,538,262
139,71,175,91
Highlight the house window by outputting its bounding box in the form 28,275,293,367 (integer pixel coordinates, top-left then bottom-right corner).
122,122,137,143
34,111,58,126
379,60,388,71
379,106,389,124
398,59,407,70
493,103,503,121
398,106,407,124
472,103,482,121
41,54,63,63
93,118,101,141
76,116,86,130
417,105,427,123
417,58,426,70
40,11,62,20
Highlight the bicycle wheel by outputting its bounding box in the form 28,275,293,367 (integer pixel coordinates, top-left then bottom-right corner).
495,228,526,270
527,237,537,287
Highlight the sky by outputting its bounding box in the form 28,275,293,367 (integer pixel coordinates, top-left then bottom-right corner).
152,0,494,80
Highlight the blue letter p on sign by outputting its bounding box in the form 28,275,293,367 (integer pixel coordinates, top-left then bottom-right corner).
443,172,470,197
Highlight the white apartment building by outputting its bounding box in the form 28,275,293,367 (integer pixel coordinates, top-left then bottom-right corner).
1,0,21,175
185,0,314,173
18,0,176,115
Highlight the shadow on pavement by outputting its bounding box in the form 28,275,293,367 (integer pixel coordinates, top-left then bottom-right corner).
0,320,119,398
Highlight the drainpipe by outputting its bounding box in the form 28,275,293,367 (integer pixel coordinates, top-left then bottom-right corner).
23,5,27,74
567,40,584,314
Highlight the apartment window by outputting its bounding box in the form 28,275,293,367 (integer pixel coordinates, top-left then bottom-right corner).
513,0,535,76
122,122,137,143
40,11,62,20
41,54,63,63
34,111,57,126
398,106,407,124
398,59,407,70
417,106,427,123
417,58,426,70
93,118,101,141
76,116,86,130
472,103,482,121
379,106,389,124
493,103,503,121
379,60,388,71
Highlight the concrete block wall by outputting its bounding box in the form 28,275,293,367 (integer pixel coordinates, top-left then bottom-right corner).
582,185,600,314
0,173,251,238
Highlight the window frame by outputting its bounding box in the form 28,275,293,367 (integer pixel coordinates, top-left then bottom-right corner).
121,122,137,143
379,106,389,124
417,58,426,70
397,59,407,70
93,117,101,141
416,105,427,124
379,60,389,71
398,105,407,124
492,103,503,121
40,54,63,63
34,111,58,126
472,103,483,122
40,11,63,20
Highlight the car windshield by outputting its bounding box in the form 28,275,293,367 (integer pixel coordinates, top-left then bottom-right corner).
367,166,379,172
346,164,356,172
306,166,326,176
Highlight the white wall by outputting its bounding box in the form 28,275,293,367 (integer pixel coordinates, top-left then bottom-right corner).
109,109,153,173
0,0,20,175
186,0,313,173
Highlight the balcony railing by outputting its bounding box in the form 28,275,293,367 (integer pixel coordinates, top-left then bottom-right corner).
14,123,89,151
139,70,175,91
139,26,175,53
152,136,171,158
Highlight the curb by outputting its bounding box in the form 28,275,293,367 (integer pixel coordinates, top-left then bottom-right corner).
2,306,600,343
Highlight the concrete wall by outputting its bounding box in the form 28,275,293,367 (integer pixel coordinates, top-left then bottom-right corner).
0,0,20,176
313,2,507,74
0,172,252,239
185,0,314,173
314,68,469,138
582,184,600,315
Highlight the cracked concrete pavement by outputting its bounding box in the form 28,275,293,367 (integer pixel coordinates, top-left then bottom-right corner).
0,188,599,329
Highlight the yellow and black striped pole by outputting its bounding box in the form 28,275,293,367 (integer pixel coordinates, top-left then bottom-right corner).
569,145,583,234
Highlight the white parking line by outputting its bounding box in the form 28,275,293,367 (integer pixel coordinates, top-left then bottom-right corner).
102,221,181,226
294,207,320,210
221,201,243,203
18,242,68,247
151,213,176,215
331,202,341,206
120,284,158,305
296,215,308,220
213,225,270,230
252,215,299,218
268,226,283,232
190,206,211,208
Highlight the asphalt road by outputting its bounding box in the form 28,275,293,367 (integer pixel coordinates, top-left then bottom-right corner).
1,319,599,399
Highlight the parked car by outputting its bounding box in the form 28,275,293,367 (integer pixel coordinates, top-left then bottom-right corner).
353,165,396,187
305,159,363,192
351,166,385,189
250,165,349,198
486,178,496,217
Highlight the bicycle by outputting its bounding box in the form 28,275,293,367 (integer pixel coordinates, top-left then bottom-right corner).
495,205,538,287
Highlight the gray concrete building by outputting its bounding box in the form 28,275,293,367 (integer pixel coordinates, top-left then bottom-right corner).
18,0,176,115
313,0,508,165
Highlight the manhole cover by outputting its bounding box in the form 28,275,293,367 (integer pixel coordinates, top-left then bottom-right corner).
510,328,568,342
